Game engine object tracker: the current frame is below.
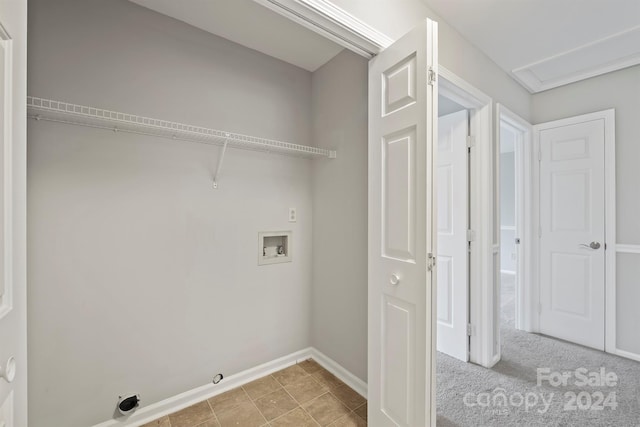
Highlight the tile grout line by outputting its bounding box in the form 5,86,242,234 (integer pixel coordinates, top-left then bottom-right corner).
242,379,272,427
276,367,321,426
353,401,367,422
248,395,269,427
249,375,287,426
205,398,220,427
296,360,362,426
210,386,252,426
144,359,365,427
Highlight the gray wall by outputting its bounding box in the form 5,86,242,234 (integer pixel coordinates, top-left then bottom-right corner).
311,50,368,381
532,64,640,357
28,1,313,426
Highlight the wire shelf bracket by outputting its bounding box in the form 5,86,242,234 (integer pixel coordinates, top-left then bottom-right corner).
212,139,229,190
27,97,337,162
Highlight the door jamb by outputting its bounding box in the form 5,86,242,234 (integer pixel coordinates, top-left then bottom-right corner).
531,109,615,348
497,104,533,332
438,67,495,367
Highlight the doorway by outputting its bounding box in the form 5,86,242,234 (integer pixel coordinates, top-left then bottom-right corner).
499,121,519,332
436,100,469,362
497,107,531,337
436,68,495,368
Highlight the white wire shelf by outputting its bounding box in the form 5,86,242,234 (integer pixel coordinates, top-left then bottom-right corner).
27,96,337,159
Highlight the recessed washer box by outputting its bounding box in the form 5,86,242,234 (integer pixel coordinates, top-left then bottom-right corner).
258,231,292,265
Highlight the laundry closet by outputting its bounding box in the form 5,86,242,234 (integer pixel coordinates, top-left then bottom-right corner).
27,0,368,425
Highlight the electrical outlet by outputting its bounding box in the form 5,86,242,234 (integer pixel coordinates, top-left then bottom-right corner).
289,208,297,222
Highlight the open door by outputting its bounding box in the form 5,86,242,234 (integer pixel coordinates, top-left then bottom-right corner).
368,19,438,426
436,110,469,362
0,10,26,427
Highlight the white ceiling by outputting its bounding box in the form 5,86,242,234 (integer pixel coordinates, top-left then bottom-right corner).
128,0,344,72
423,0,640,92
129,0,639,91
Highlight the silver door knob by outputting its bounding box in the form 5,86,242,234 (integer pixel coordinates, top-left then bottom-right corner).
390,274,400,286
579,242,601,250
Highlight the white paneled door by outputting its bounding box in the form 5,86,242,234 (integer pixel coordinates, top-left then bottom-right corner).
0,18,17,427
537,117,606,350
436,110,469,361
368,19,437,427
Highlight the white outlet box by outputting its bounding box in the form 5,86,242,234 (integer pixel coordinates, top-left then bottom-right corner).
288,208,297,222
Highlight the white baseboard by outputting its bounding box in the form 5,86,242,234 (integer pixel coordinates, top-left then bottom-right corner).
613,348,640,363
93,347,367,427
309,348,367,398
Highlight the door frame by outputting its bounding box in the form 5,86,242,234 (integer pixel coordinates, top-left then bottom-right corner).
439,67,495,367
531,109,616,350
0,21,13,321
436,109,470,362
497,104,533,332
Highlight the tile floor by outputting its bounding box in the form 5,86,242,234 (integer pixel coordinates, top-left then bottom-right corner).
142,359,367,427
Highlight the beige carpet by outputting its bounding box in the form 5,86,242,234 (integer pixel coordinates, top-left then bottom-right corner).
436,274,640,426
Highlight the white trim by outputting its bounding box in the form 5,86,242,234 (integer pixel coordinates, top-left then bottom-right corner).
93,348,311,427
429,22,439,427
616,244,640,254
0,26,13,320
612,348,640,363
532,109,616,353
500,270,516,276
497,104,533,333
603,110,616,356
251,0,392,58
92,347,366,427
512,25,640,93
500,225,516,231
439,67,495,368
308,348,367,398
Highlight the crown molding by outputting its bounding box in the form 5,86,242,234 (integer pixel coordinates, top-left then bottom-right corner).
512,25,640,93
252,0,393,58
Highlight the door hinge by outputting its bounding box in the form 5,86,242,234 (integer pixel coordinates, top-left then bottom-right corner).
467,229,476,242
427,253,436,271
428,67,436,86
466,135,475,148
467,324,474,336
538,149,542,162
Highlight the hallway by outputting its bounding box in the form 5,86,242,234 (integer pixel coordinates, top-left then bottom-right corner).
436,274,640,426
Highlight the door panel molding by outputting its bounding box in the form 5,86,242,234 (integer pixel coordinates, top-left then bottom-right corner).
532,109,615,354
368,19,437,427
